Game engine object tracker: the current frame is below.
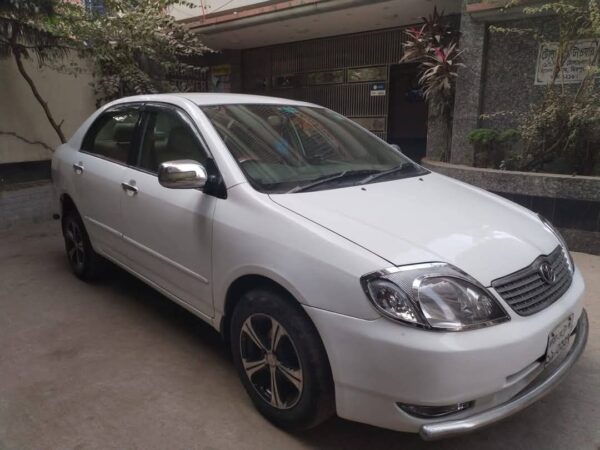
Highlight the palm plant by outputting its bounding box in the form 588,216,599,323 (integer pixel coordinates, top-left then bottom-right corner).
401,7,462,100
401,7,462,161
419,43,464,100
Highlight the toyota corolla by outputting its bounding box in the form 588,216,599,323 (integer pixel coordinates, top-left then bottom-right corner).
51,93,588,439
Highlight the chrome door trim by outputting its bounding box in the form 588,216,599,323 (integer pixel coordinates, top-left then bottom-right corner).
122,234,209,285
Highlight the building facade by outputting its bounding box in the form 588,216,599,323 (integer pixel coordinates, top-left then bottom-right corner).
175,0,599,251
1,0,597,248
175,0,461,162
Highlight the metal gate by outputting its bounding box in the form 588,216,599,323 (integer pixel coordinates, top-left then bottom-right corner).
241,27,409,141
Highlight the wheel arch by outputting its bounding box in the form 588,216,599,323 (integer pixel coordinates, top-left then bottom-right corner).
220,274,296,341
224,273,337,426
60,193,80,219
219,274,331,372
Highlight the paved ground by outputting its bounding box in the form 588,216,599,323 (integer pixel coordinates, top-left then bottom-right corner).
0,222,598,450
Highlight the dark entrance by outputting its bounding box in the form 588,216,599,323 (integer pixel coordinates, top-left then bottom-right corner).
387,64,428,161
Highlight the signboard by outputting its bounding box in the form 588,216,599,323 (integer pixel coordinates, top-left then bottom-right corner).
370,83,386,96
534,39,598,85
209,64,231,92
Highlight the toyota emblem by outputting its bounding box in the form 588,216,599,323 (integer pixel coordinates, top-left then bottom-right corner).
539,262,557,285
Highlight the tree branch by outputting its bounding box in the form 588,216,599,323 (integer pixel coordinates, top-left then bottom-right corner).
0,36,76,52
9,31,66,144
0,130,54,152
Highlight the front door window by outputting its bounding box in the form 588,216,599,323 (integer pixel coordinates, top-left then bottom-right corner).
137,109,207,173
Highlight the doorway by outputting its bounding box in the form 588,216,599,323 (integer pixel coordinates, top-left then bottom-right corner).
387,64,428,162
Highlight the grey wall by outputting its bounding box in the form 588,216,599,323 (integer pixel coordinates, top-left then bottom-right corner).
423,159,600,255
449,12,486,165
0,57,96,165
447,15,586,162
480,17,553,130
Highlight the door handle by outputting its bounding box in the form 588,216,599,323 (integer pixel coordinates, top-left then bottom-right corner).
73,163,84,174
121,182,139,196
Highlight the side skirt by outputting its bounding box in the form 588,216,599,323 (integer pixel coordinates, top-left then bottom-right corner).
98,249,218,330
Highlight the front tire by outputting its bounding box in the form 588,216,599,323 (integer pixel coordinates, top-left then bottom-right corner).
62,211,104,281
230,288,335,430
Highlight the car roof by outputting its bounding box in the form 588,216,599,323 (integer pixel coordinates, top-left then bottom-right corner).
112,93,318,108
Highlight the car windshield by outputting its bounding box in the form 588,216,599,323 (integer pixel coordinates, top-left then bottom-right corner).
200,104,428,193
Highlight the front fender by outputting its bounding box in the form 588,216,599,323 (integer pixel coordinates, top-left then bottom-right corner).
211,184,387,322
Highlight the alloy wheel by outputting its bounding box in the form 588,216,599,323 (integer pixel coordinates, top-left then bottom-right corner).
240,313,303,409
65,220,85,272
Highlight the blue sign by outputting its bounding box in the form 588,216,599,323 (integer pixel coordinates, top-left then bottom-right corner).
370,83,386,96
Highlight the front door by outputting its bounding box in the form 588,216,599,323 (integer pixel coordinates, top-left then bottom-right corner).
119,104,216,318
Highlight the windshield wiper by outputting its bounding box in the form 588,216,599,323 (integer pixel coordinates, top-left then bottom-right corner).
287,169,378,193
359,163,420,185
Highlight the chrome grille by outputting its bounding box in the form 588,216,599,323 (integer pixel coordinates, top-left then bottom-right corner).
491,246,572,316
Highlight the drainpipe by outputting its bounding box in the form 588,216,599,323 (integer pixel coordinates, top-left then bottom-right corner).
190,0,394,34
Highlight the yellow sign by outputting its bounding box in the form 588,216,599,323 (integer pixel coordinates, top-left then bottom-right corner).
211,64,231,77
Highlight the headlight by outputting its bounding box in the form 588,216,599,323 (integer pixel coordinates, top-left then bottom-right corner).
538,214,574,274
361,263,509,331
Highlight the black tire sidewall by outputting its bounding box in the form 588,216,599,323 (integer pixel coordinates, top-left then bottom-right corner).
61,212,100,280
230,288,335,430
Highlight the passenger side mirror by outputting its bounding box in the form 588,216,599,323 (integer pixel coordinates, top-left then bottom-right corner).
158,160,208,189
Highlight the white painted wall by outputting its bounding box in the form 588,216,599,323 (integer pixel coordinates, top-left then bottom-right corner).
170,0,272,21
0,57,96,164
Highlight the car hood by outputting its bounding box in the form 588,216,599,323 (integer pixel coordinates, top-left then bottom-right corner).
269,173,558,286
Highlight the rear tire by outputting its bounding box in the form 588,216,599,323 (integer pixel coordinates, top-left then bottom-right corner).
230,287,335,430
61,210,104,281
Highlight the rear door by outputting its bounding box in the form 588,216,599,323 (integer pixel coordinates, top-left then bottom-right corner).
73,104,142,259
119,103,217,318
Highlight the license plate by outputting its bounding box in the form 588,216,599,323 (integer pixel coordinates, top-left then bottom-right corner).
545,314,574,365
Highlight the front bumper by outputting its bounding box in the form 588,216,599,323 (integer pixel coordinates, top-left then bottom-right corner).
303,268,586,435
420,309,588,440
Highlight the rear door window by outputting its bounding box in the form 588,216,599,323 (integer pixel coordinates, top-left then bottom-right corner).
82,107,141,164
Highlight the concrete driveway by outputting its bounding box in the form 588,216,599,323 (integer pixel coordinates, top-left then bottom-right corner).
1,222,599,450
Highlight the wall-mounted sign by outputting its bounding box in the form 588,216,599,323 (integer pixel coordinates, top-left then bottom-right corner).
307,70,344,85
209,64,231,92
349,66,387,83
370,83,386,96
534,39,598,85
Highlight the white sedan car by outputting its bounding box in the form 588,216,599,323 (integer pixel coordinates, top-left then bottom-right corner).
52,93,588,439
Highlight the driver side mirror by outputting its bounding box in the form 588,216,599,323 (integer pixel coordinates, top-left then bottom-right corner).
158,160,208,189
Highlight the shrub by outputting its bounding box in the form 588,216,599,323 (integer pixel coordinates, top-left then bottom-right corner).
468,128,519,169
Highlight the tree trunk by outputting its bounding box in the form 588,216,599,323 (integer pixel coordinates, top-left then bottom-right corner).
10,33,66,144
426,92,453,162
